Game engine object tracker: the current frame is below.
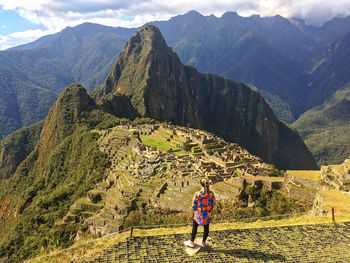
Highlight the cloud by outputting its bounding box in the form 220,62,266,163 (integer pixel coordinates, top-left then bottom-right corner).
0,28,51,49
1,0,350,49
267,0,350,26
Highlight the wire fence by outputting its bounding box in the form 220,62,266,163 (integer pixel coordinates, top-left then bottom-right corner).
23,209,346,263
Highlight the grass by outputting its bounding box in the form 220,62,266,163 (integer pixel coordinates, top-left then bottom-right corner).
318,190,350,211
140,135,185,155
26,212,350,263
286,170,320,181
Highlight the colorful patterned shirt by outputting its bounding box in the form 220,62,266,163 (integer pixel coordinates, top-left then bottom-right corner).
192,189,216,225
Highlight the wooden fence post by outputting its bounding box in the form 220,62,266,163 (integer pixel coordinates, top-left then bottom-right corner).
331,207,335,222
130,227,134,237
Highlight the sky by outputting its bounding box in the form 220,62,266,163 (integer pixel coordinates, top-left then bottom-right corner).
1,0,350,50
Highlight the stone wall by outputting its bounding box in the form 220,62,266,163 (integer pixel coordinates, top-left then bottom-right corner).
284,174,323,190
287,186,317,203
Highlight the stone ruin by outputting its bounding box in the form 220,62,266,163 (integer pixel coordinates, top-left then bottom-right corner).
62,124,276,237
319,159,350,191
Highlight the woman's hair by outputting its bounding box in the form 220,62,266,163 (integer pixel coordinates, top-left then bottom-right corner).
200,178,211,194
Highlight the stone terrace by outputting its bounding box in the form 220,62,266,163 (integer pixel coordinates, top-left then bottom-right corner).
82,222,350,262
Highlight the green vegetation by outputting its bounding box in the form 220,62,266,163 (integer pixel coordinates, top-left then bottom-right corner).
216,186,304,221
0,24,135,139
131,117,157,126
140,135,174,151
182,140,191,151
0,85,116,262
0,120,43,179
293,83,350,165
140,135,185,155
266,166,286,177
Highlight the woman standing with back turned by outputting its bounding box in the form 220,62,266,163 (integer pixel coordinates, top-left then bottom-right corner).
184,178,216,248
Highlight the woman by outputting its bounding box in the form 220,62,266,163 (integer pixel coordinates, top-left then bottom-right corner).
184,178,216,248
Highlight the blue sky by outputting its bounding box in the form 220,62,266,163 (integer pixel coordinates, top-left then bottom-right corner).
1,0,350,50
0,8,46,35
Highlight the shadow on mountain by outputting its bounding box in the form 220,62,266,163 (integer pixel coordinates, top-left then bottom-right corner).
204,248,286,261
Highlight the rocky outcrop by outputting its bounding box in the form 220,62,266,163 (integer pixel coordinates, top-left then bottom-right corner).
93,24,317,170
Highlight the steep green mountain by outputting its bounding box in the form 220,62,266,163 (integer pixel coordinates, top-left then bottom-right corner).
0,121,43,180
307,32,350,108
293,83,350,165
0,84,118,262
93,24,317,170
0,24,134,140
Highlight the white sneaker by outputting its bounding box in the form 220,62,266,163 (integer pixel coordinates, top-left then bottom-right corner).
184,240,194,248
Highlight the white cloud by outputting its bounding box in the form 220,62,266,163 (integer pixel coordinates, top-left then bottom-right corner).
0,28,52,49
1,0,350,49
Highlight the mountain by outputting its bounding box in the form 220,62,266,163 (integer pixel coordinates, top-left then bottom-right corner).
0,121,43,180
93,24,317,170
151,11,315,121
307,32,350,108
1,12,350,167
2,13,350,141
0,83,118,261
0,23,135,140
293,83,350,165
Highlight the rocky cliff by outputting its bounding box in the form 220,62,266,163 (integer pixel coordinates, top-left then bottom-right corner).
93,24,317,170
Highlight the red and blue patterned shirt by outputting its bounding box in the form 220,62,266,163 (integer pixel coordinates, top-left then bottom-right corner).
192,189,216,225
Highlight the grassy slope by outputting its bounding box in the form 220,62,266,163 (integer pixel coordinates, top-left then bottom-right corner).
293,83,350,165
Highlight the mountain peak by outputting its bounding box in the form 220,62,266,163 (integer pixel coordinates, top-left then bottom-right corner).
39,83,95,157
93,24,317,169
94,24,177,114
130,24,166,51
183,10,203,18
222,11,239,18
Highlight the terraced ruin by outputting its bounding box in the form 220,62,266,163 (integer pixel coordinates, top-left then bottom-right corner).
82,222,350,262
284,159,350,214
61,124,276,236
60,122,350,240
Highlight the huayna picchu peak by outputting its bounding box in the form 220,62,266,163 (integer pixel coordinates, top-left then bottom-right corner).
93,24,317,170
